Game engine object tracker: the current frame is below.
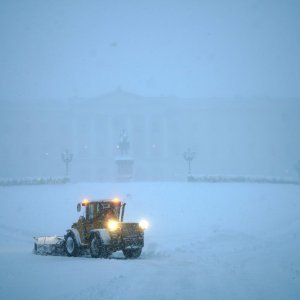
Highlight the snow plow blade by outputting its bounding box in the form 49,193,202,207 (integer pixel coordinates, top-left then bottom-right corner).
33,236,65,256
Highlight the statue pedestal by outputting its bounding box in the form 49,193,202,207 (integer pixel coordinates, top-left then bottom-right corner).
115,157,134,181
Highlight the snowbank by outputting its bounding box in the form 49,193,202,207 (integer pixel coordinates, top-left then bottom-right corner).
0,177,69,186
188,174,300,185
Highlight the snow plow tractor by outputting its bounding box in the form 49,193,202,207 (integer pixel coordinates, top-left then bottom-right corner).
34,198,149,259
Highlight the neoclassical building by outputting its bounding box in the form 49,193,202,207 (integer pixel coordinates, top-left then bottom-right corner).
1,91,299,181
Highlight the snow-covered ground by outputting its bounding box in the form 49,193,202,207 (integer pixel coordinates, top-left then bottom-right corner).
0,182,299,300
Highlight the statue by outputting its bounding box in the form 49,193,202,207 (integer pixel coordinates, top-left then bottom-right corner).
115,130,134,181
117,130,130,156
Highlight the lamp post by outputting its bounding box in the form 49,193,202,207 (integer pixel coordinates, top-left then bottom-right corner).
61,149,73,177
184,148,195,175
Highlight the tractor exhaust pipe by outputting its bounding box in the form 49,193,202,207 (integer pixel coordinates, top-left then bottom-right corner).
120,203,126,222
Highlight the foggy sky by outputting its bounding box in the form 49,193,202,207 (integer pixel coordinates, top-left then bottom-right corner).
0,0,300,101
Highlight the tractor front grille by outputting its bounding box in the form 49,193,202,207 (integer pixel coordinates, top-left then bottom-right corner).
121,223,142,238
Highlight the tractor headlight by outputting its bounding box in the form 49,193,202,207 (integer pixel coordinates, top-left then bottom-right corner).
139,219,149,230
107,219,119,231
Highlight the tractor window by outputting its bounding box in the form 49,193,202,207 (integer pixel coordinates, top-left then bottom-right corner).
96,203,102,217
111,206,120,220
90,205,94,220
86,204,94,222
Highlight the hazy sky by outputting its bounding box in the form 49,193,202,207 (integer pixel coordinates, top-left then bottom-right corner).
0,0,299,100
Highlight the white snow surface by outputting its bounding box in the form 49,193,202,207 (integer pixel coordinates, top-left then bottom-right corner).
0,182,299,300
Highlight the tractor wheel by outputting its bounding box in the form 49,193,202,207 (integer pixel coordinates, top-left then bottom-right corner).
122,248,142,259
34,243,37,253
90,234,111,259
90,235,101,258
101,247,112,259
64,232,79,257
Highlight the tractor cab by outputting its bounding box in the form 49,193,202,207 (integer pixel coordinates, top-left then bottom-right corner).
77,198,125,224
73,198,127,245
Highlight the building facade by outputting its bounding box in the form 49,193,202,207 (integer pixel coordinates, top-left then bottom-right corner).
1,91,300,181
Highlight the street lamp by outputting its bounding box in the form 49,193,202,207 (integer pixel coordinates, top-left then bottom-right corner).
184,148,195,175
61,149,73,177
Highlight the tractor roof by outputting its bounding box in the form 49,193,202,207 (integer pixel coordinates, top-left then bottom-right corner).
80,198,122,207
